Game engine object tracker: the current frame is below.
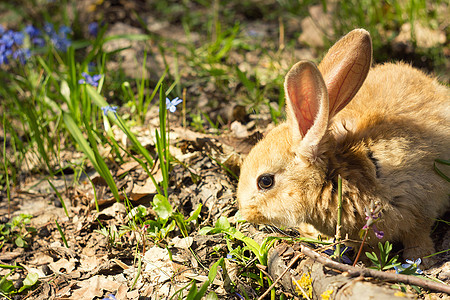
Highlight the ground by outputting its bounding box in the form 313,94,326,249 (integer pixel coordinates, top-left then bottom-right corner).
0,0,449,299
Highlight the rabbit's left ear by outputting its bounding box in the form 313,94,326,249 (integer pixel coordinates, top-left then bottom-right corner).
318,29,372,118
285,60,329,151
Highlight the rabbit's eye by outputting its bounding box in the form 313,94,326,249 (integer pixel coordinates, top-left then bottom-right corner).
257,174,274,190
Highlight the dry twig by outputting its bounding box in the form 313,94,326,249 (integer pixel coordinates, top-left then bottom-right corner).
300,245,450,294
258,253,303,300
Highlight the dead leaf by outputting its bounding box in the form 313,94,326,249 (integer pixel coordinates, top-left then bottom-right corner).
50,258,76,274
171,236,193,249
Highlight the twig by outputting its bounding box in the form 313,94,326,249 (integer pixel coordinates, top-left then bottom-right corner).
258,253,303,300
300,245,450,294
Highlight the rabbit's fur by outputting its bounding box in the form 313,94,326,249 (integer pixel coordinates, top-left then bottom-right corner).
237,29,449,264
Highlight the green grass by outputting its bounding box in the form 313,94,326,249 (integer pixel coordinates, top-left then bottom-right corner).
0,0,448,298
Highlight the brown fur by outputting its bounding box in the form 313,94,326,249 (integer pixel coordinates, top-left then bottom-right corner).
237,29,449,265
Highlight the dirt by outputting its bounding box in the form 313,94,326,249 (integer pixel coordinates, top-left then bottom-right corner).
0,1,449,299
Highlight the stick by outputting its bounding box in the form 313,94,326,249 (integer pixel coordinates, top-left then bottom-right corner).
258,253,303,300
300,245,450,294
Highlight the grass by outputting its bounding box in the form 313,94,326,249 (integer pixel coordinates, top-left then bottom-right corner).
0,0,448,298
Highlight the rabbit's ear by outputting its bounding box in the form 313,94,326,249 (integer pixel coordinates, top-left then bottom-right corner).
285,61,329,149
318,29,372,118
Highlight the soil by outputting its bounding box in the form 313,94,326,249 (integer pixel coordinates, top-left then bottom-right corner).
0,1,449,299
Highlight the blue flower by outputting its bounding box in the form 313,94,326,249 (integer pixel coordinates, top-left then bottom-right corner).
59,26,71,35
44,22,72,52
0,25,5,35
0,49,11,65
43,23,54,34
79,72,102,87
1,30,15,48
101,106,118,118
13,48,31,64
88,22,99,37
102,294,116,300
394,258,423,275
324,244,353,265
12,31,24,45
166,97,183,113
25,25,40,38
88,62,96,72
25,25,45,47
402,258,423,274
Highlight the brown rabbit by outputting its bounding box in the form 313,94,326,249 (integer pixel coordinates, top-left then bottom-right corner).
237,29,449,265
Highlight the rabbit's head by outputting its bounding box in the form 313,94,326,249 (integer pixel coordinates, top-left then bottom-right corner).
237,29,373,230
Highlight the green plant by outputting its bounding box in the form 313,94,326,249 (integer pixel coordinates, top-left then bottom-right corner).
0,271,39,298
96,222,121,249
200,216,278,298
0,214,36,248
365,241,401,271
172,258,225,300
55,220,69,248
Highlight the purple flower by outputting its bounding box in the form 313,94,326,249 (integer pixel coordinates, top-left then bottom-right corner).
166,97,183,113
360,200,384,239
372,224,384,239
79,72,102,87
88,22,99,37
101,105,118,118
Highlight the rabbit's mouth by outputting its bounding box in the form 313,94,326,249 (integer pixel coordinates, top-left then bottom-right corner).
239,205,268,225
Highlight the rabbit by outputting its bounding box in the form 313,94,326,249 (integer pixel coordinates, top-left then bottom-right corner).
237,29,449,266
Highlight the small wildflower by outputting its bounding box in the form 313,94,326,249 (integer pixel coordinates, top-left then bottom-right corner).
101,105,118,118
166,97,183,113
12,31,24,45
321,289,334,300
0,47,11,65
13,48,31,64
88,62,96,72
394,258,423,275
88,22,99,37
102,294,116,300
402,258,423,274
25,25,40,38
79,72,102,87
226,253,237,261
360,200,384,239
293,273,313,298
25,25,45,47
324,244,353,265
44,22,72,52
43,23,54,34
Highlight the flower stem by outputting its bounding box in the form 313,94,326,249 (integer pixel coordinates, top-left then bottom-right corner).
353,229,368,266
